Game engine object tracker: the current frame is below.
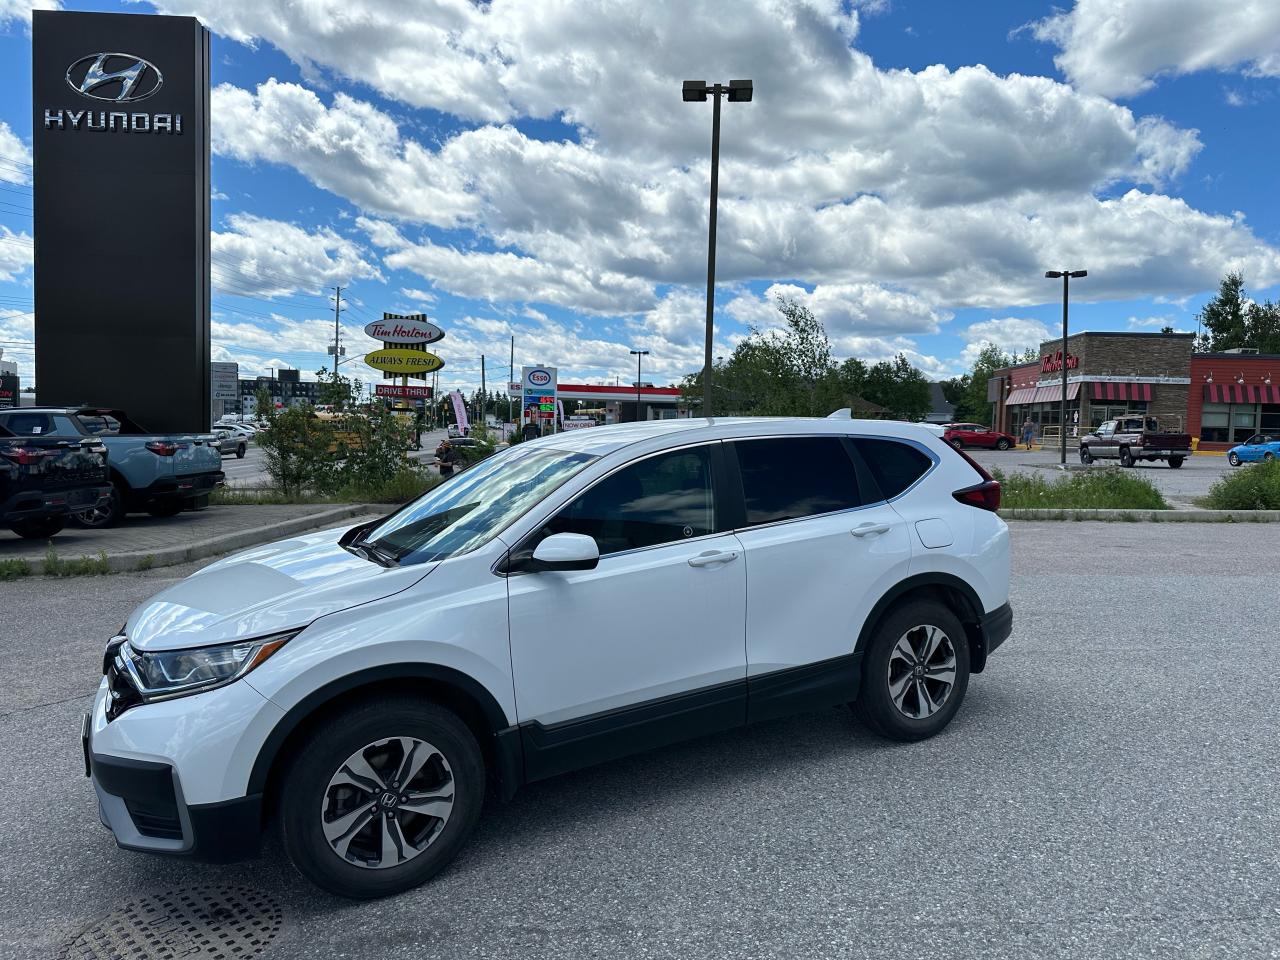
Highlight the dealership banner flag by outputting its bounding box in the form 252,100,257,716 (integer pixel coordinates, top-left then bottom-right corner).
450,390,469,434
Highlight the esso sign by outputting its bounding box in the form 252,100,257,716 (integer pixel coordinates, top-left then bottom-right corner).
528,369,552,386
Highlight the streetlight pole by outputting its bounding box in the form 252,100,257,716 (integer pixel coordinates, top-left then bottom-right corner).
683,78,752,419
630,349,649,423
1045,270,1087,467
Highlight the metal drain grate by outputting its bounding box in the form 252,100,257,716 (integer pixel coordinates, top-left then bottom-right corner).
60,886,284,960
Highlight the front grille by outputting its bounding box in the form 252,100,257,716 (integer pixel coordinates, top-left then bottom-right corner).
124,800,183,840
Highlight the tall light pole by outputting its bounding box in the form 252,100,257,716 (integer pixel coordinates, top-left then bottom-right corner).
630,349,649,423
683,78,752,418
1045,270,1087,467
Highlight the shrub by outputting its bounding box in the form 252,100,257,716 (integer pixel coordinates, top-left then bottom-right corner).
42,548,111,577
1204,459,1280,510
994,468,1168,510
0,558,31,581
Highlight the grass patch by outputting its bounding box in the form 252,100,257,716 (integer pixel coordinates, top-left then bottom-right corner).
42,547,111,577
1203,459,1280,510
994,467,1169,510
135,554,155,572
214,468,441,507
0,558,31,581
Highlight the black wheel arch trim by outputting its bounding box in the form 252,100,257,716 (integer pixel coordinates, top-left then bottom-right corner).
246,663,523,800
854,573,1000,673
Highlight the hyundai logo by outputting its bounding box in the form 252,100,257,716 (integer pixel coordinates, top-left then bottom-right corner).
66,53,163,103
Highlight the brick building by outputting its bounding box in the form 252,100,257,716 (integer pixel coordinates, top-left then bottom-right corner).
987,332,1280,450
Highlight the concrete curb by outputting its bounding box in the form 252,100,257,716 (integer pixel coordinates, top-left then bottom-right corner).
32,504,385,575
1000,508,1280,522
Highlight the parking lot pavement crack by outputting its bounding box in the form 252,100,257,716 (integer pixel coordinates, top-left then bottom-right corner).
0,691,92,720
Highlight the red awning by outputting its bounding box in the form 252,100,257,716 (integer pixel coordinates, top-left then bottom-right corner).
1032,382,1081,403
1006,387,1037,404
1204,383,1280,404
1090,382,1153,402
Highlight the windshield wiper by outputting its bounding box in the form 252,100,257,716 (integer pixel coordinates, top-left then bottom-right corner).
343,539,398,568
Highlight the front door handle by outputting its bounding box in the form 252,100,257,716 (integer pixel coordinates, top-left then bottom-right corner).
688,550,739,567
851,522,892,538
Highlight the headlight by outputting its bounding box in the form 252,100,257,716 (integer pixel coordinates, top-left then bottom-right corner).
114,630,298,702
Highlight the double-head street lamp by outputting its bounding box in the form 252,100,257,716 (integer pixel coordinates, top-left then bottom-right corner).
1045,270,1088,466
629,349,649,423
683,78,753,418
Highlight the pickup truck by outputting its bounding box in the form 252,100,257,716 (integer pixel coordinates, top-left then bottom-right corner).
1079,415,1193,468
0,407,223,527
0,424,111,539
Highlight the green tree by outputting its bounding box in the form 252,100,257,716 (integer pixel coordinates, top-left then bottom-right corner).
1195,271,1248,351
862,354,932,420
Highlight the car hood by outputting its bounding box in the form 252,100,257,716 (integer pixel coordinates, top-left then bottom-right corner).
125,523,436,652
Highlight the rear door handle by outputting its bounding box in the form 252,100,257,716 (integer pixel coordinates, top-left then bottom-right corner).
688,550,739,567
851,522,892,538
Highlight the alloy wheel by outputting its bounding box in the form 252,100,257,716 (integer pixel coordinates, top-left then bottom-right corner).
886,624,957,720
321,736,455,870
1229,453,1240,466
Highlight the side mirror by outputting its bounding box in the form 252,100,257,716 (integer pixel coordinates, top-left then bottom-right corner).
529,533,599,572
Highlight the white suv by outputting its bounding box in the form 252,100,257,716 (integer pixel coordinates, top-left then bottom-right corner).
84,417,1012,898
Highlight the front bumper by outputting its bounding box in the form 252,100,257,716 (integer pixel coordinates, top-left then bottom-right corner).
84,675,282,863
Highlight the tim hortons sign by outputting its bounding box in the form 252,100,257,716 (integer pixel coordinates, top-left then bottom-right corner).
364,314,445,345
1041,351,1079,374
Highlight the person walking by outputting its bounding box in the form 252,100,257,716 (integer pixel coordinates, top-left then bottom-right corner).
1021,417,1035,450
436,439,458,477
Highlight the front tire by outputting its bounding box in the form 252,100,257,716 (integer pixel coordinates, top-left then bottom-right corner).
1228,452,1241,466
1265,452,1276,463
8,515,67,539
950,438,964,449
1079,447,1093,465
995,438,1011,451
280,698,485,899
854,600,970,742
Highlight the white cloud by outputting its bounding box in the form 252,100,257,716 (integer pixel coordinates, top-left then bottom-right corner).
0,0,60,30
211,213,382,298
956,317,1054,367
0,121,32,183
1032,0,1280,98
0,227,32,282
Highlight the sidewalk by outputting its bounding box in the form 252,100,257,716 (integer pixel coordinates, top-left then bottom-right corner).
0,503,384,574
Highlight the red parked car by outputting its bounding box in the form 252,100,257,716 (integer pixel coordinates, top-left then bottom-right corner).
943,423,1016,450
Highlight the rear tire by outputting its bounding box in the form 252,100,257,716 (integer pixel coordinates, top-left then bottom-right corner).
72,482,123,528
854,600,970,742
950,438,964,449
1168,456,1185,469
280,698,485,899
1265,452,1276,463
8,515,67,539
1119,447,1134,468
995,438,1010,451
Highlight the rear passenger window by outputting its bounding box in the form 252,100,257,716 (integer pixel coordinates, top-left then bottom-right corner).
854,438,932,500
734,437,863,526
1,413,51,435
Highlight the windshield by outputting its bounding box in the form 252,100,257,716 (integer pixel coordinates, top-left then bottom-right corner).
361,445,597,565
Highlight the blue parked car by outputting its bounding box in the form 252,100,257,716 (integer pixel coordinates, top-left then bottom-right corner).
1227,434,1280,466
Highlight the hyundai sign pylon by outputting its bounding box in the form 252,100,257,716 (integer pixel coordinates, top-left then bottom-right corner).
33,11,211,432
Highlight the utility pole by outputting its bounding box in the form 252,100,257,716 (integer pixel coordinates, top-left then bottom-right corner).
509,335,514,433
480,354,486,431
331,285,343,381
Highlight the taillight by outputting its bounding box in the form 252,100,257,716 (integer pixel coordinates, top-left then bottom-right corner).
945,441,1000,511
1,447,47,465
145,441,181,456
953,480,1001,512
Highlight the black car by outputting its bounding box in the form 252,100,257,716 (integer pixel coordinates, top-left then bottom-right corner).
0,424,111,539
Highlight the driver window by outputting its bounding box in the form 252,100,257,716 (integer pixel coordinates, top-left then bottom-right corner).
1098,422,1115,437
539,446,717,556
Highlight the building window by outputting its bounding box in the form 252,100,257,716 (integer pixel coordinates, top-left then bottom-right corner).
1199,402,1230,443
1262,404,1280,433
1233,406,1261,443
1090,400,1148,428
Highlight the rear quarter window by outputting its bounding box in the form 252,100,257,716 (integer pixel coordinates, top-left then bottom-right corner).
853,438,933,500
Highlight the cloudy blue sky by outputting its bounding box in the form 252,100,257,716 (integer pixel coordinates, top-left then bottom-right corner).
2,0,1280,393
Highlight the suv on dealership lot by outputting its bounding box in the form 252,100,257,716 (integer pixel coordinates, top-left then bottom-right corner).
84,416,1012,899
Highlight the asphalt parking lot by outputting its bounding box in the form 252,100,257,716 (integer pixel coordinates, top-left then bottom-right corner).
2,522,1277,959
